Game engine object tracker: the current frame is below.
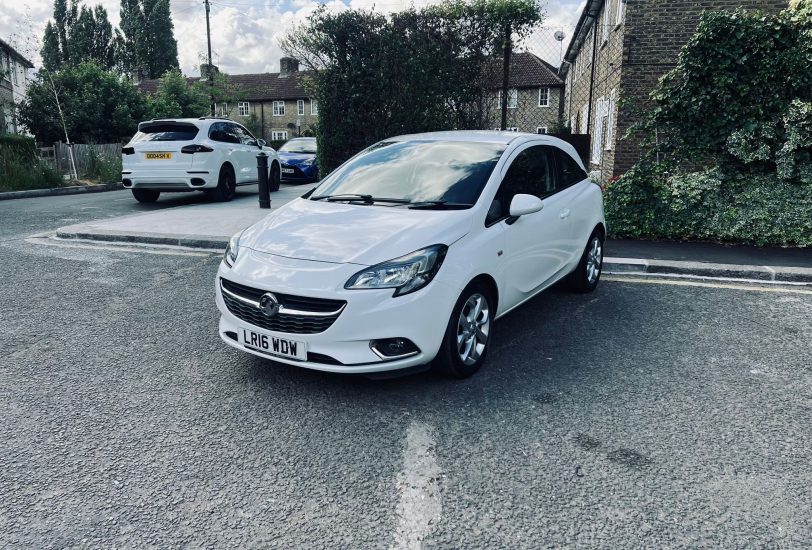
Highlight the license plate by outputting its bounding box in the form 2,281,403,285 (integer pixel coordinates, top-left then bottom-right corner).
145,152,172,160
281,168,295,174
240,328,307,360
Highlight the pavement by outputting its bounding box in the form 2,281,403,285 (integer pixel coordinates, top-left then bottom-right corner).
46,185,812,284
2,190,812,547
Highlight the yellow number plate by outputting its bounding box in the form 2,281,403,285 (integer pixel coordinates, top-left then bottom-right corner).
145,152,172,160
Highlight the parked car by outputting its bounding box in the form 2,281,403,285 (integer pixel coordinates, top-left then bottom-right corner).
277,137,319,183
122,118,281,203
215,131,605,378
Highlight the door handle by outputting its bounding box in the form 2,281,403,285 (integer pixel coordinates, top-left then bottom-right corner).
559,209,571,220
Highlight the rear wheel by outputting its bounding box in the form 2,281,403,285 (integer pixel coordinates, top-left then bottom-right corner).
132,189,160,203
568,230,604,293
434,281,493,378
207,165,236,202
269,162,281,192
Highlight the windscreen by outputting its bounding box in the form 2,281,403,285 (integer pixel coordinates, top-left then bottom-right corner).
133,122,199,142
279,139,317,153
311,140,505,206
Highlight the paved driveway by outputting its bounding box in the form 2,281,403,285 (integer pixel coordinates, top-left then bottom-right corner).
1,194,810,548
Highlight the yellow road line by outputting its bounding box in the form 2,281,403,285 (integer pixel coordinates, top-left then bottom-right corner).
603,275,812,295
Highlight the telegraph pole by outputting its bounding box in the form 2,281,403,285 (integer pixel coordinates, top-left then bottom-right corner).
205,0,214,115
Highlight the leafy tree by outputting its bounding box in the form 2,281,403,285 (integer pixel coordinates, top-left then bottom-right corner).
19,63,151,144
119,0,179,79
40,0,117,71
281,0,541,173
150,69,210,118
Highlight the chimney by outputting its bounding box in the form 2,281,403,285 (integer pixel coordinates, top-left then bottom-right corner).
200,63,219,81
279,57,299,77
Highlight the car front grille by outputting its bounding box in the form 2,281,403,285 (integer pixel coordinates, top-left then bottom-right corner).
220,278,346,334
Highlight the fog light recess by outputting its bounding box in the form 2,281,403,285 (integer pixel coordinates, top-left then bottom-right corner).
370,338,420,360
122,179,132,187
190,178,206,186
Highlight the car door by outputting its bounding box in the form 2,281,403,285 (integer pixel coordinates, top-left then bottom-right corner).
492,144,574,309
226,123,258,183
553,147,593,267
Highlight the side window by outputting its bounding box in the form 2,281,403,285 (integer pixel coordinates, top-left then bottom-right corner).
487,145,554,225
555,148,588,189
208,122,229,143
220,123,242,144
232,124,256,145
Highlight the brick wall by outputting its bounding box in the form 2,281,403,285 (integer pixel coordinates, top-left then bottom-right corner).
613,0,789,174
222,99,318,141
487,86,564,133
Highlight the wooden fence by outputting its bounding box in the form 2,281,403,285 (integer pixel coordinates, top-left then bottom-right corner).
40,142,122,180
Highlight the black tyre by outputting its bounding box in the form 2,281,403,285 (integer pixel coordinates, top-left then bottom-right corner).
207,165,236,202
269,162,281,192
568,229,604,293
433,281,494,379
132,188,160,203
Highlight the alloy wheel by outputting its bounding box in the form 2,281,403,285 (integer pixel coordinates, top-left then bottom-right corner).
586,237,602,284
456,293,490,366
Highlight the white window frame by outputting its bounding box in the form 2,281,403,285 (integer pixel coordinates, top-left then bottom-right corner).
616,0,625,27
310,99,318,115
508,88,518,109
271,130,288,140
536,127,548,134
605,89,616,151
217,103,228,117
297,99,305,116
603,1,612,43
580,104,589,135
506,127,519,132
272,100,285,116
237,102,250,117
11,60,18,85
591,96,609,164
538,87,550,107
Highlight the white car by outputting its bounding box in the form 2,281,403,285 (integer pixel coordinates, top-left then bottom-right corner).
122,118,281,203
215,131,605,378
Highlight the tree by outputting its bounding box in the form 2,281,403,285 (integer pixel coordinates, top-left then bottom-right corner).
40,0,117,71
281,0,541,173
119,0,179,79
150,69,210,118
19,63,151,144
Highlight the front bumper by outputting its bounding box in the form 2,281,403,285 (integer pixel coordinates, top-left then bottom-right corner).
280,164,317,182
215,249,458,374
122,169,216,191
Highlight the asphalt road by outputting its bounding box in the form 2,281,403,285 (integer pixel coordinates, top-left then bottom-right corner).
1,194,811,548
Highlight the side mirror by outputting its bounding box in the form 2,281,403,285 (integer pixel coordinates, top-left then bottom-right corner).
509,193,544,218
257,139,266,148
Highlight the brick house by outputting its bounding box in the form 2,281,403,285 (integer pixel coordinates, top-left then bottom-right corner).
0,37,34,134
561,0,788,181
138,57,317,141
486,52,564,134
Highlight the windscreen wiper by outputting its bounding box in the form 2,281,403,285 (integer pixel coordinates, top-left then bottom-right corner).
312,194,410,204
407,200,474,210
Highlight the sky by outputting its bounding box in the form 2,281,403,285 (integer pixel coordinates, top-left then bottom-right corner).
0,0,586,76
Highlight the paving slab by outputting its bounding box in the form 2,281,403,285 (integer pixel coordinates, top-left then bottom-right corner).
56,183,315,248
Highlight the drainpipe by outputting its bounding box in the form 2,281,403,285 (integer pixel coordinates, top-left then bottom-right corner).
586,12,599,135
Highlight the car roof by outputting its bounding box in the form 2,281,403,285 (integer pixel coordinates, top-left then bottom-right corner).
388,130,567,146
139,117,230,127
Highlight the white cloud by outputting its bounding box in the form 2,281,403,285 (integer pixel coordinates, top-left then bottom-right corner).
0,0,585,74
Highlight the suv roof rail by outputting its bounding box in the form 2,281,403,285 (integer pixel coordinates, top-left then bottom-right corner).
198,116,229,120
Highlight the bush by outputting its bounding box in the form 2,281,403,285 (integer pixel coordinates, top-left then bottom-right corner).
80,148,122,183
605,166,812,246
0,135,64,192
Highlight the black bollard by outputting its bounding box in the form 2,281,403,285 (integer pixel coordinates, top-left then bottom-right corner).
256,152,270,209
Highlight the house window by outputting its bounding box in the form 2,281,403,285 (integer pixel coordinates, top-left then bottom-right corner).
297,100,305,115
271,130,288,140
605,89,616,151
217,103,228,117
616,0,625,26
273,100,285,116
506,127,519,132
311,100,318,115
580,104,588,134
536,127,548,134
538,88,549,107
496,89,518,109
11,60,18,85
603,1,611,43
591,97,610,164
237,102,250,117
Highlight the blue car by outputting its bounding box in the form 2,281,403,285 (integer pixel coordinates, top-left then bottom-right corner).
277,137,319,183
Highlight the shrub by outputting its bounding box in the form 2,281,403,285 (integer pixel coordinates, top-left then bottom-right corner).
605,167,812,246
0,135,64,192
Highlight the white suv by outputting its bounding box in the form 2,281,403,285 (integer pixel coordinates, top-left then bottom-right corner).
122,118,280,203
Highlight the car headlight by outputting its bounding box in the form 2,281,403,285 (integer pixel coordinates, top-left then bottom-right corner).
223,232,242,267
345,244,448,296
302,158,315,166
